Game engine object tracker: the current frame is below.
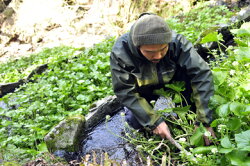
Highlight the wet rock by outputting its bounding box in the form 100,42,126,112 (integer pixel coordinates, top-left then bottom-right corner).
0,7,15,41
230,5,250,23
0,79,24,97
2,6,15,18
85,95,121,129
0,64,48,97
44,115,85,153
3,0,12,6
154,96,175,111
43,96,123,163
26,63,48,80
53,150,80,162
195,6,250,62
237,0,250,8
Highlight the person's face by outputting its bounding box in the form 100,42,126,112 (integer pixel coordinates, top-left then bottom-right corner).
139,44,169,63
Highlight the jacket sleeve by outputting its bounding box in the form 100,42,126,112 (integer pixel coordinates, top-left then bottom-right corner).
176,34,214,125
110,38,164,130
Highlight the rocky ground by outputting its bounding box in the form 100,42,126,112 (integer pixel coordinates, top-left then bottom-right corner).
2,0,234,63
0,0,136,63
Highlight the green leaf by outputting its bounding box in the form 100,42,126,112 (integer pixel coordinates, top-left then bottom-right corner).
173,93,182,103
187,114,195,121
192,145,217,154
240,22,250,32
165,81,185,92
234,38,248,47
221,136,234,149
209,94,227,109
226,150,250,166
200,31,224,44
219,148,234,154
231,29,250,37
76,94,86,101
240,82,250,92
234,47,250,61
243,105,250,116
235,130,250,151
216,103,229,118
231,22,250,37
173,106,190,120
210,119,219,127
226,118,241,131
153,88,167,96
212,69,228,86
190,125,205,146
37,142,48,152
230,102,246,116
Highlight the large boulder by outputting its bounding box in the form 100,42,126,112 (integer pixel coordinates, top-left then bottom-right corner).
44,96,121,154
44,115,85,153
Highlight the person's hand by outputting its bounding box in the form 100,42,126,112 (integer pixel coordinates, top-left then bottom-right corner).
195,125,216,146
152,121,172,140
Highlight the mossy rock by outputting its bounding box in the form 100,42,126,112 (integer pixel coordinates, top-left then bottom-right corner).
44,115,85,153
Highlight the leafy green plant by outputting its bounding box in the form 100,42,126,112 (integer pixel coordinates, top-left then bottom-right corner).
207,22,250,166
0,37,115,164
0,46,79,83
121,82,221,165
166,2,236,43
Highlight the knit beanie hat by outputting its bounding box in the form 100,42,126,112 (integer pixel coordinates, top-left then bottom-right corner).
130,14,172,47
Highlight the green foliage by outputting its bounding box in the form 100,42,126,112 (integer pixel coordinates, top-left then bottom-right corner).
200,31,224,44
154,81,187,105
166,2,235,43
192,145,217,154
0,46,79,83
208,22,250,165
0,37,115,163
126,81,221,165
190,125,205,146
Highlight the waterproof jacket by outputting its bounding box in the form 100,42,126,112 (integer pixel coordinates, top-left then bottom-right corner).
110,31,214,130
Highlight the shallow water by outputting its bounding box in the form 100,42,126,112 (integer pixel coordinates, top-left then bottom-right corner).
79,97,176,164
81,110,141,165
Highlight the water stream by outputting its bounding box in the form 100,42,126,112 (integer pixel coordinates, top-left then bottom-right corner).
80,109,141,165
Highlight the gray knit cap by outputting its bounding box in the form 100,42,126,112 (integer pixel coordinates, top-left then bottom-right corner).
130,15,172,47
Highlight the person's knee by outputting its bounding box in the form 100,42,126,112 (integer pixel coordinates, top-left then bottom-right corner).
124,107,143,130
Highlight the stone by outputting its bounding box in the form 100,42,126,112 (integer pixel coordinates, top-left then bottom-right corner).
85,95,121,129
44,115,85,153
0,79,24,98
195,5,250,62
3,0,12,6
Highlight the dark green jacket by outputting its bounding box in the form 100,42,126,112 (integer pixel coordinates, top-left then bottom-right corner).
110,31,214,130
